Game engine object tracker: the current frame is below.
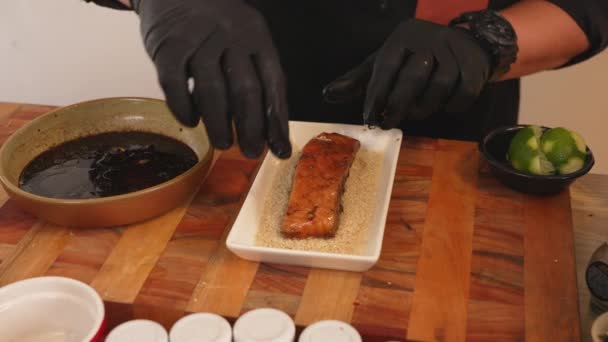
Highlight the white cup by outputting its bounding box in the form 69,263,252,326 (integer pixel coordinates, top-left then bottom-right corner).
233,308,295,342
0,276,106,342
170,313,232,342
106,319,168,342
299,320,362,342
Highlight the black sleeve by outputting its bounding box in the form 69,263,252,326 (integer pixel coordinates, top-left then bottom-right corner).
548,0,608,66
83,0,131,11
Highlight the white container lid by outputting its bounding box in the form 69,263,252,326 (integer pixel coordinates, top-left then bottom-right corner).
106,319,168,342
233,308,295,342
169,313,232,342
298,320,361,342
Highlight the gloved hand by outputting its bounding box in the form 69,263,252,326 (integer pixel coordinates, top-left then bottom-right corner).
323,19,492,129
132,0,291,159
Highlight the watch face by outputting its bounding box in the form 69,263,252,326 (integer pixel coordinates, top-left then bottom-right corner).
473,15,517,47
493,23,517,46
587,262,608,301
451,9,518,81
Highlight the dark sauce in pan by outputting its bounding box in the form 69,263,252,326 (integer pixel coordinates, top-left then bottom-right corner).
19,132,198,199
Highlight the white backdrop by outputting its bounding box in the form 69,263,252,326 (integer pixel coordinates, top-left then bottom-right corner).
2,1,606,173
0,1,163,105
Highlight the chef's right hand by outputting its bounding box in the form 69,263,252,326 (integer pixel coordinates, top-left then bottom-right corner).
132,0,292,159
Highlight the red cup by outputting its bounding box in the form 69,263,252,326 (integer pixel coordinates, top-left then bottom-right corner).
0,276,105,342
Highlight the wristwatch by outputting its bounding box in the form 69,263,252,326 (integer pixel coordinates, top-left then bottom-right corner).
83,0,131,11
450,10,518,81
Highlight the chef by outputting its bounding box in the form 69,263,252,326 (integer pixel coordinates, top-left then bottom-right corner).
87,0,607,159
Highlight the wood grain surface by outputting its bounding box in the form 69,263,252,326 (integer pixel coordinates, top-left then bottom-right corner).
524,192,580,341
571,175,608,342
407,140,479,342
0,103,593,341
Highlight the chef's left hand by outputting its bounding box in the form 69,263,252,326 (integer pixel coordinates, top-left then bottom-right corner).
324,19,491,129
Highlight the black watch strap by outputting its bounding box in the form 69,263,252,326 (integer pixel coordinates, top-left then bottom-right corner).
450,10,518,81
131,0,141,13
84,0,131,11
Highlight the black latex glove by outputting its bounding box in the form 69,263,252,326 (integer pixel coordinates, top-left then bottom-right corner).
132,0,291,159
323,19,492,129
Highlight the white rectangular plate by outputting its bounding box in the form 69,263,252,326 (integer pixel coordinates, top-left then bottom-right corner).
226,121,402,272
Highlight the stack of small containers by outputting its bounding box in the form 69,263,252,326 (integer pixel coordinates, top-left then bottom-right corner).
105,307,363,342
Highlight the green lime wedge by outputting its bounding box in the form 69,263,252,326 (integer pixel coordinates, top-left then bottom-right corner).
507,126,556,175
541,127,588,174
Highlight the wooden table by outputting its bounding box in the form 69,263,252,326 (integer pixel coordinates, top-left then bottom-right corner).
0,102,605,341
571,174,608,342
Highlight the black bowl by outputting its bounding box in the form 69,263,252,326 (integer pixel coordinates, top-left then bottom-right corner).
479,125,595,195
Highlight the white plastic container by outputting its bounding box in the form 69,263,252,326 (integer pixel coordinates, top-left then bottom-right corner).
106,319,168,342
299,320,362,342
0,276,106,342
233,308,296,342
592,311,608,342
226,121,402,272
170,313,232,342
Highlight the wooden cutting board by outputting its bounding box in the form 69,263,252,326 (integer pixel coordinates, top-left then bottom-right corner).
0,105,580,341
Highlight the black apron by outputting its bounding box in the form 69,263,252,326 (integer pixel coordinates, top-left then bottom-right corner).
248,0,520,142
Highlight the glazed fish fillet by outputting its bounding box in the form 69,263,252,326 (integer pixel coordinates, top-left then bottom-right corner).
281,132,360,238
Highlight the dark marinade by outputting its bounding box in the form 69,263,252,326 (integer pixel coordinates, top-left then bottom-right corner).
19,132,198,199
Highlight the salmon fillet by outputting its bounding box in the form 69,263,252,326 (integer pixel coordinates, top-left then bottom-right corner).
281,132,360,239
